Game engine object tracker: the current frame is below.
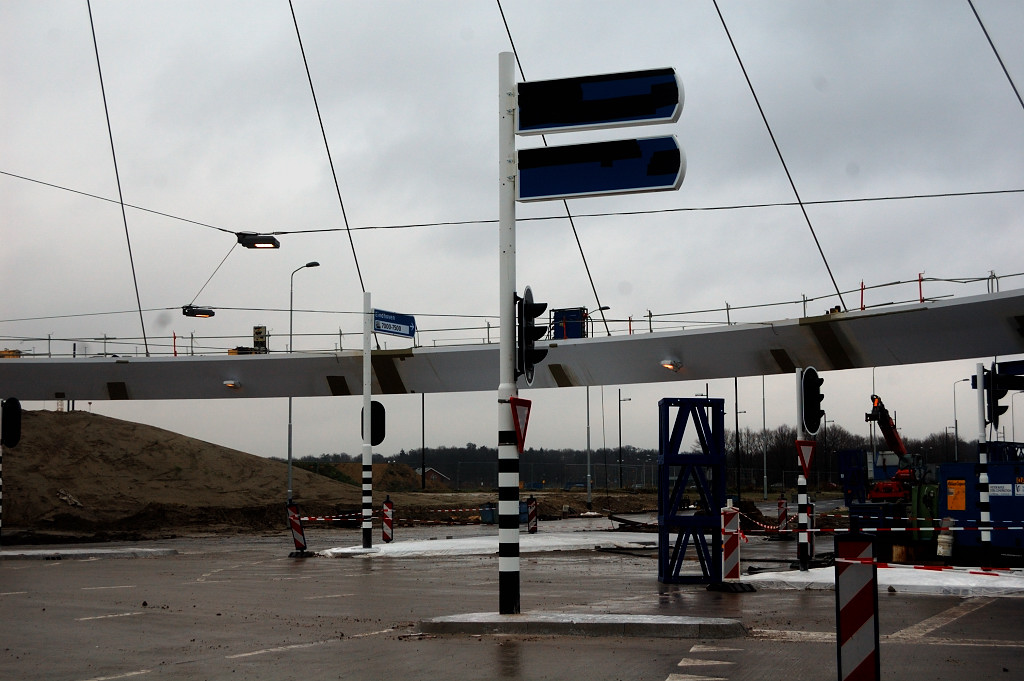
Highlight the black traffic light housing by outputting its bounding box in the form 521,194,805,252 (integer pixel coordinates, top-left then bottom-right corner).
361,400,386,446
2,397,22,448
516,286,548,385
986,364,1009,429
800,367,824,436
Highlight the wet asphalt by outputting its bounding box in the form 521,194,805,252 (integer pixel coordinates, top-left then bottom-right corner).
2,517,1023,681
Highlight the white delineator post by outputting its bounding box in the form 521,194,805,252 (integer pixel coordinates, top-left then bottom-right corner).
362,291,373,549
497,51,520,615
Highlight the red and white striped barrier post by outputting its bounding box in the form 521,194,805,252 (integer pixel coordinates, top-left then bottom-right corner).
382,496,394,543
527,495,538,534
287,503,310,557
777,497,789,532
721,504,741,581
835,534,880,681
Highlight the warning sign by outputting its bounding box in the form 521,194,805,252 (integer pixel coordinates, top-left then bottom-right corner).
510,396,532,454
795,439,816,478
947,479,966,511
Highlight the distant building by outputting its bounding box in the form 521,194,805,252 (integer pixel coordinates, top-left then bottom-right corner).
416,467,451,488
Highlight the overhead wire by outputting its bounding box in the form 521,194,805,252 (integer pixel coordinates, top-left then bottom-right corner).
712,0,847,311
968,0,1024,115
287,0,365,294
86,0,151,355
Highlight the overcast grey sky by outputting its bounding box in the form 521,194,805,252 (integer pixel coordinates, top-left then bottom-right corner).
2,1,1024,459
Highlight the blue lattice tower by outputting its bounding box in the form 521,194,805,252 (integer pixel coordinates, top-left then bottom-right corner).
658,397,726,584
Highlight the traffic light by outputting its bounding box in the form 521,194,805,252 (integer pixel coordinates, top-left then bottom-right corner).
2,397,21,448
361,400,386,446
516,286,548,385
986,364,1009,429
800,367,824,436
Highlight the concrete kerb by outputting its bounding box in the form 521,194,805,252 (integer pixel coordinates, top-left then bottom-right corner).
420,611,746,639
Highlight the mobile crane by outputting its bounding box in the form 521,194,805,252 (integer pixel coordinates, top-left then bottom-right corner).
864,394,920,502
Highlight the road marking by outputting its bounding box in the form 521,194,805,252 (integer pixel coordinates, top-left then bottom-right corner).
677,658,734,666
665,674,727,681
350,628,393,639
77,612,145,621
689,644,742,652
887,597,994,640
226,638,338,659
82,585,136,591
1,591,29,596
80,670,151,681
303,593,355,600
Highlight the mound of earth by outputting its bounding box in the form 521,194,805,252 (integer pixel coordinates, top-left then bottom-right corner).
1,410,658,545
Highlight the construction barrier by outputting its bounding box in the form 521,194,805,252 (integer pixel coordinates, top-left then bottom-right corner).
382,496,394,543
721,505,741,581
287,503,308,555
527,496,538,534
835,534,880,681
777,498,789,532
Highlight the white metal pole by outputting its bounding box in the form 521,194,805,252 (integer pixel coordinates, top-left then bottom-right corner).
497,51,519,615
362,291,373,549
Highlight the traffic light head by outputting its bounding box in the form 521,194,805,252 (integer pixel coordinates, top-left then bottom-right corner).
986,365,1009,428
800,367,824,436
516,286,548,385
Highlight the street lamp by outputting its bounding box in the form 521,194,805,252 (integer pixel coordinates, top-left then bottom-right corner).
287,261,321,504
952,378,969,462
182,305,214,318
618,389,631,488
237,231,281,249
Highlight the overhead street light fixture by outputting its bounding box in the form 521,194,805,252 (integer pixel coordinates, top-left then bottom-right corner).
182,305,215,318
660,357,682,372
236,231,280,249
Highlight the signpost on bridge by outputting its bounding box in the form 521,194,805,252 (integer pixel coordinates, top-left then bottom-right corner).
497,53,685,615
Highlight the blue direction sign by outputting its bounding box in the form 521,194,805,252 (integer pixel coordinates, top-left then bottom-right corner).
373,309,416,339
516,136,684,202
516,68,681,135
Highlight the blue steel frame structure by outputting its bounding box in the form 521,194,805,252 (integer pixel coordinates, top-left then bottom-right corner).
658,397,727,584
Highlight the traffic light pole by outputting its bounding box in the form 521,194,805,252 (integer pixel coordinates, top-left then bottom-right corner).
976,363,991,554
362,291,373,549
497,51,520,615
795,369,809,571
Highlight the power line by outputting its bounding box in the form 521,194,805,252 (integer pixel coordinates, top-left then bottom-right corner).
713,0,846,311
86,0,150,355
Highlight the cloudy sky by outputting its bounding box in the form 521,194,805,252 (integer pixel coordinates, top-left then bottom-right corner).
3,1,1024,461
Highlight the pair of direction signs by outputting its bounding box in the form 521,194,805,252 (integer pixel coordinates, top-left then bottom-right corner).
515,67,685,202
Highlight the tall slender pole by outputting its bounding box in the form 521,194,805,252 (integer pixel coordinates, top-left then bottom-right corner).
586,387,592,508
762,374,767,500
497,52,520,614
976,363,990,553
362,291,373,549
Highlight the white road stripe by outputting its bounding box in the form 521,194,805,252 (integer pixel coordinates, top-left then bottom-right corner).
80,670,151,681
77,612,145,621
677,657,734,666
82,585,135,591
888,597,994,640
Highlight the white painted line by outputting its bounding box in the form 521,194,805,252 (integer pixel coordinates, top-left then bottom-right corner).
303,593,354,600
677,657,734,666
225,638,337,659
888,597,994,640
665,674,727,681
350,628,393,639
1,591,29,596
688,644,742,653
77,612,145,622
82,585,135,591
80,670,151,681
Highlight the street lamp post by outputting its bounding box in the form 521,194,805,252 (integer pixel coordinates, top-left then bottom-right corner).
952,378,969,463
287,261,320,504
618,389,631,488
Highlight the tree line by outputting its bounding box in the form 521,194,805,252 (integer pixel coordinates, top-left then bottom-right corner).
280,424,976,492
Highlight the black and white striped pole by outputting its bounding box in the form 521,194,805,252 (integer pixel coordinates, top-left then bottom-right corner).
497,51,520,614
976,362,990,558
362,291,374,549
